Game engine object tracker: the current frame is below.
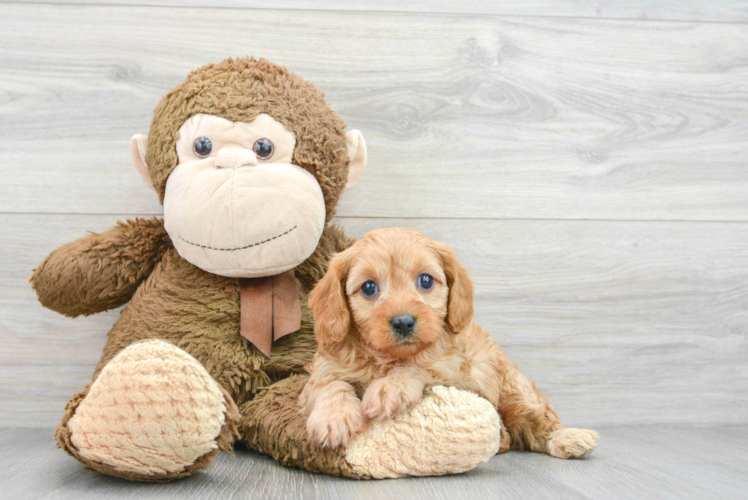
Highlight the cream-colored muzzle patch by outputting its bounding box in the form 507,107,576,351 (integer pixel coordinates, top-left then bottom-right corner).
164,161,325,277
162,113,326,278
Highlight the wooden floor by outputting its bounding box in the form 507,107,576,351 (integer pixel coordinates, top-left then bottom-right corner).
1,426,746,500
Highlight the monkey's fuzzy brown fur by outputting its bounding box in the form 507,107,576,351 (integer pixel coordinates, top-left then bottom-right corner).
33,219,356,480
146,57,350,222
31,58,362,481
32,218,172,318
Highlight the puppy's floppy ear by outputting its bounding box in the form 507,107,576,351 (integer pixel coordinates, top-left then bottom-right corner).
434,242,474,333
310,248,354,346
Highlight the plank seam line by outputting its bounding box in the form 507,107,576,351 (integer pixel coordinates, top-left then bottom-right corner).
2,212,748,224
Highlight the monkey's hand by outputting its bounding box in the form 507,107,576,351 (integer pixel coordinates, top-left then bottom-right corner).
31,217,171,317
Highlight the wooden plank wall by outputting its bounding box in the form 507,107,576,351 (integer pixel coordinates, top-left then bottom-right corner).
1,1,746,427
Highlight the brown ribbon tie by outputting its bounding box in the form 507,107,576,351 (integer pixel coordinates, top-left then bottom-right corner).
239,269,301,357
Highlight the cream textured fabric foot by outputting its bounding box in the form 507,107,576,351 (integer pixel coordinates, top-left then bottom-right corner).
68,339,231,476
344,386,501,478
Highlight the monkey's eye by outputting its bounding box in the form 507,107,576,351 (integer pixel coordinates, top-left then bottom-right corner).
361,280,379,298
417,274,434,290
253,138,274,159
193,137,213,158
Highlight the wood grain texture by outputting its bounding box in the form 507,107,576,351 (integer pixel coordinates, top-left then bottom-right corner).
3,214,746,427
2,4,748,220
3,0,747,444
4,0,748,23
1,426,746,500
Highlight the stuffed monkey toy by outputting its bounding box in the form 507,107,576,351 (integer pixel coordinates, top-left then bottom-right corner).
31,58,502,481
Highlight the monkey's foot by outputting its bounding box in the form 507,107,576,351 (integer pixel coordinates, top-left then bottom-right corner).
240,380,501,479
346,386,501,478
57,339,239,481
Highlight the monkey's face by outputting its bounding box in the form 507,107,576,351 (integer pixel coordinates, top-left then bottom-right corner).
129,58,368,279
163,113,326,278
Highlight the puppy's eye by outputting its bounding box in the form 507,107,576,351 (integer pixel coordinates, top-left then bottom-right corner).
361,280,379,298
193,137,213,158
253,138,274,159
418,274,434,290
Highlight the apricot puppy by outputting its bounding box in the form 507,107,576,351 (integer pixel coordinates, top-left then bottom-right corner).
300,228,598,460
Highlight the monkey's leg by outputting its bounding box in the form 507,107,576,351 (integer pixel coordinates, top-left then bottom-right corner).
56,339,240,482
238,377,502,479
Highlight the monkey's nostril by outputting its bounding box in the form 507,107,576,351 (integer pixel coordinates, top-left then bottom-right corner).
390,315,416,337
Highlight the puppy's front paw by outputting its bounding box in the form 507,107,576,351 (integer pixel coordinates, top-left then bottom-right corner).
361,378,424,421
306,401,365,448
547,427,599,458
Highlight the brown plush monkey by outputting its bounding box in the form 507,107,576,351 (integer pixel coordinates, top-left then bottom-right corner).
31,58,502,481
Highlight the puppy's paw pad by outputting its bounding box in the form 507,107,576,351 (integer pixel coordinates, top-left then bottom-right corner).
547,427,599,458
361,380,420,421
307,404,365,448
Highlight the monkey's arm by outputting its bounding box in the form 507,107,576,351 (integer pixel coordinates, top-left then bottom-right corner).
31,217,172,317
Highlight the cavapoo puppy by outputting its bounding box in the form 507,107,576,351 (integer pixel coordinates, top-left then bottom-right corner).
300,227,598,459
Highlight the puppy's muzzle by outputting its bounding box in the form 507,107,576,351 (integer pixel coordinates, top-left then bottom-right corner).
390,314,416,337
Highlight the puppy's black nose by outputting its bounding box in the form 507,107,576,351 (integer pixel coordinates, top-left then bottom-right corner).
390,315,416,337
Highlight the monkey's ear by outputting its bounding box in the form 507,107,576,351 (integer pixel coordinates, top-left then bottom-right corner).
344,130,367,191
129,134,155,190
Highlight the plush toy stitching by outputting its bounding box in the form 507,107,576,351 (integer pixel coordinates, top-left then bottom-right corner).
179,226,298,252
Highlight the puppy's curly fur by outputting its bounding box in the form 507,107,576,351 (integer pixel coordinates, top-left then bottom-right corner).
300,228,598,459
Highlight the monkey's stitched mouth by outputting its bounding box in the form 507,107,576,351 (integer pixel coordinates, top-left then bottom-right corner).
179,225,297,252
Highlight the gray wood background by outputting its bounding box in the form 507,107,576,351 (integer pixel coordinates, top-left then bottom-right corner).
1,1,746,429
